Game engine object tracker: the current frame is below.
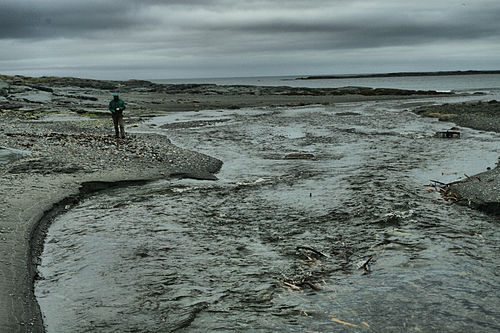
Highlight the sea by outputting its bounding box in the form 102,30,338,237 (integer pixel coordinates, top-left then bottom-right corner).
152,73,500,94
36,74,500,332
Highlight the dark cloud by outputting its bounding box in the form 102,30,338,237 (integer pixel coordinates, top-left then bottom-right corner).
198,4,500,49
0,1,151,39
0,0,499,78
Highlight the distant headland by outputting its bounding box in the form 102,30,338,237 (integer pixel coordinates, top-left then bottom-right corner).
297,70,500,80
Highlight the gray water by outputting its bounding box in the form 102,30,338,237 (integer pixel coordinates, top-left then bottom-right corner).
36,97,500,332
153,73,500,93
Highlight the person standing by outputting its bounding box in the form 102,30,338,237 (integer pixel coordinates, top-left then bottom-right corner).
108,93,126,138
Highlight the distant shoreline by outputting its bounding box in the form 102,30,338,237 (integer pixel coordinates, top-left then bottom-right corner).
297,70,500,80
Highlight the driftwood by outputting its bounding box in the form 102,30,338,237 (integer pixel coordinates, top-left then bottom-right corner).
427,173,478,202
284,280,321,291
356,256,373,271
296,246,328,258
283,281,301,290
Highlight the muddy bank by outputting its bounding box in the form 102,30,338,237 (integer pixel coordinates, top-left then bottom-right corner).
414,100,500,215
0,105,221,332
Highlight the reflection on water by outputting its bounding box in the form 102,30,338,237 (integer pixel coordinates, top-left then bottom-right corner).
36,98,500,332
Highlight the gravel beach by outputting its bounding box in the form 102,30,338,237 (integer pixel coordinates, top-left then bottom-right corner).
0,78,223,332
415,101,500,215
0,74,498,332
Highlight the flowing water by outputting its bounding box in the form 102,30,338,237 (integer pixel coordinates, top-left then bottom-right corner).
36,97,500,332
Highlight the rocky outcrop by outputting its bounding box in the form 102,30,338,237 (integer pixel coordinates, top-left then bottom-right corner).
284,152,316,160
0,74,451,99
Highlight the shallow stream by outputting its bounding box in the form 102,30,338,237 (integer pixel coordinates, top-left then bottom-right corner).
36,97,500,332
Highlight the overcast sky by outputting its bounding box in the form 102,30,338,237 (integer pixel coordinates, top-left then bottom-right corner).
1,0,499,80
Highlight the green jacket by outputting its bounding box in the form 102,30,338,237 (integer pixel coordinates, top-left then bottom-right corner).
109,99,126,114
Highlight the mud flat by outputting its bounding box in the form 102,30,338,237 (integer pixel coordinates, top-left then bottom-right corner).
0,74,491,332
415,100,500,215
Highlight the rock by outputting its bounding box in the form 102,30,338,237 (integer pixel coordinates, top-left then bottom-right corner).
0,102,23,110
284,152,315,160
6,84,31,94
0,147,32,165
335,112,360,116
169,171,218,181
9,90,52,103
75,95,98,101
28,85,54,93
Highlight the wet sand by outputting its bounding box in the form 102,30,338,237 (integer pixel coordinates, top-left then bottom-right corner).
0,74,498,332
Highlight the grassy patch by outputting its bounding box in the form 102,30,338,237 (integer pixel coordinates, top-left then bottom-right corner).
426,112,456,121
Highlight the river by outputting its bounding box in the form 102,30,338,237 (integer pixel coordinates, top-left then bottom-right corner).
36,95,500,332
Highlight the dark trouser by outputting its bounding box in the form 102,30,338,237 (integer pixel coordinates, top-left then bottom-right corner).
112,112,125,138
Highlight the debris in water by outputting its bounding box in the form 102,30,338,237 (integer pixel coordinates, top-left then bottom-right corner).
426,175,479,203
444,195,459,201
429,179,446,186
434,130,460,138
303,282,321,291
284,282,301,290
331,318,359,327
296,246,329,258
464,174,474,182
355,255,373,271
